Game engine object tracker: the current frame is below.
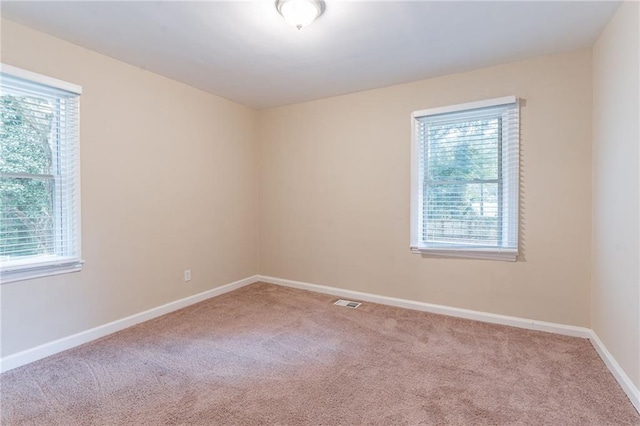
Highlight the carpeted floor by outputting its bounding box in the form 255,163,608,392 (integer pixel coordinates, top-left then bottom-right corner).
1,282,638,425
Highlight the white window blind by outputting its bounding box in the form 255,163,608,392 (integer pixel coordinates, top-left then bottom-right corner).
0,65,83,283
410,96,520,261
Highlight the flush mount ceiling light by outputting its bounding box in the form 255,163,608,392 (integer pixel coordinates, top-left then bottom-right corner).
275,0,325,30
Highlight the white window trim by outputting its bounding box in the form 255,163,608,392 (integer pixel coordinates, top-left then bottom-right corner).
0,64,83,284
409,247,518,261
0,64,83,95
1,257,85,283
410,96,519,261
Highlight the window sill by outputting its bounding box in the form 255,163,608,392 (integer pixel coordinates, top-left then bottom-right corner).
411,247,517,261
1,259,84,284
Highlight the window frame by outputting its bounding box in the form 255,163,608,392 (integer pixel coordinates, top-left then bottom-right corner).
410,96,519,261
0,64,83,283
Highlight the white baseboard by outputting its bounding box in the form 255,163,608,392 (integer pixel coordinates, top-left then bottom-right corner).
589,331,640,412
0,275,259,373
258,275,591,338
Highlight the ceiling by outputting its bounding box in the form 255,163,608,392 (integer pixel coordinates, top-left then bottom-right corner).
2,1,619,109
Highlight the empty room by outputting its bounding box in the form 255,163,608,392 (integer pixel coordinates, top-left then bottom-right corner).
0,0,639,424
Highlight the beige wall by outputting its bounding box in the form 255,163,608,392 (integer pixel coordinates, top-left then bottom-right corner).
4,10,635,384
0,20,258,357
258,50,593,327
592,1,640,389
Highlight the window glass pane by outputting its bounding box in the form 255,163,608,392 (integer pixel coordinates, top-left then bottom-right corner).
0,68,82,281
427,118,499,182
412,98,518,256
425,182,499,245
0,94,54,175
0,177,55,259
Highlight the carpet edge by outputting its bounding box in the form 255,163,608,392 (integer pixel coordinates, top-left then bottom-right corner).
589,331,640,413
0,275,260,373
258,275,591,337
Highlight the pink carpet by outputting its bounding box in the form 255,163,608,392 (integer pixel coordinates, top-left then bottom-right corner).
1,282,638,424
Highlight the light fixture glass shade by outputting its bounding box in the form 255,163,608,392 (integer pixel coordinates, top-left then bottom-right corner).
276,0,325,30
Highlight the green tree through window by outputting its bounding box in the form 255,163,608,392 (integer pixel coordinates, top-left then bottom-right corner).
0,95,55,259
425,118,500,245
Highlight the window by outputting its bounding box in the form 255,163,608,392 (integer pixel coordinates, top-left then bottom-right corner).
410,96,520,261
1,65,83,283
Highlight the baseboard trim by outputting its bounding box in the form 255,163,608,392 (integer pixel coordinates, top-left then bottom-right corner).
258,275,591,338
0,275,260,373
589,331,640,412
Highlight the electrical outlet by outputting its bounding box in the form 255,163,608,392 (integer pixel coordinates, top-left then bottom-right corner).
184,269,191,282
